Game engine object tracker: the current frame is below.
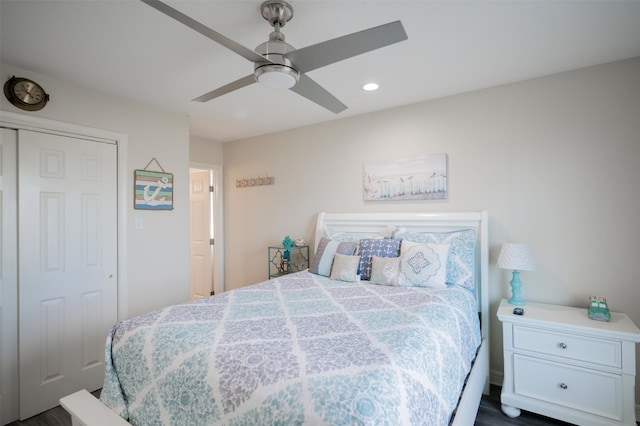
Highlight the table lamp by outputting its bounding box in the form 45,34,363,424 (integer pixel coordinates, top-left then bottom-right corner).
497,243,535,306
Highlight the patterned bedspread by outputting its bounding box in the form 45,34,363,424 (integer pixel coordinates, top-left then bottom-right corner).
100,271,481,425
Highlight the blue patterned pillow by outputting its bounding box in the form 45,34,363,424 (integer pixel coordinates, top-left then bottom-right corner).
309,238,357,277
357,238,401,281
392,227,476,289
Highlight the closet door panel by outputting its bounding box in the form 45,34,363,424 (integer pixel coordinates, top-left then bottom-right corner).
18,130,118,420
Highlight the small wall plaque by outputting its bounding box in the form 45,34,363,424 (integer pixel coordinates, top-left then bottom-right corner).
134,158,173,210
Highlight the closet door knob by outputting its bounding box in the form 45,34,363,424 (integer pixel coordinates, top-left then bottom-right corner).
559,383,568,390
559,342,567,349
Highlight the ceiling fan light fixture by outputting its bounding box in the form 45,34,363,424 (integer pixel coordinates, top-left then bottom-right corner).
255,64,300,89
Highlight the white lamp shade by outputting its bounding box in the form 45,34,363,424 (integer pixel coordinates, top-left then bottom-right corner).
497,243,535,271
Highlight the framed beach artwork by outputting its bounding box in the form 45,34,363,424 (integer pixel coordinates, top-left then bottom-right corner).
134,169,174,210
363,154,447,201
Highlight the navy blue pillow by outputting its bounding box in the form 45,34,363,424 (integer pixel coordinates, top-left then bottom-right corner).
357,239,401,280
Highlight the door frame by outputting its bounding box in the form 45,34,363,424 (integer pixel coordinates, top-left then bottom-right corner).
190,162,224,295
1,127,19,424
0,111,129,318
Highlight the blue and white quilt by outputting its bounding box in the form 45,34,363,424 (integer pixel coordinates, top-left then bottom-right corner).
100,271,481,425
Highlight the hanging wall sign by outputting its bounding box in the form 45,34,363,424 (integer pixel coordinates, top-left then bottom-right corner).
134,158,174,210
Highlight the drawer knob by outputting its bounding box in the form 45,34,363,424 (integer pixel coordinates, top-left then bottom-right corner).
559,342,567,349
559,383,568,390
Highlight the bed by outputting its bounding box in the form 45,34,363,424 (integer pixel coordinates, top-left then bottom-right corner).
61,211,490,425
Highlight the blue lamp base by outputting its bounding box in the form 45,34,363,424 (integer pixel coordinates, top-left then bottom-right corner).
508,270,526,306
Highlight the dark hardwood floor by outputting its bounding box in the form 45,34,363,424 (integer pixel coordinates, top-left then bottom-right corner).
6,406,71,426
7,385,637,425
6,390,101,426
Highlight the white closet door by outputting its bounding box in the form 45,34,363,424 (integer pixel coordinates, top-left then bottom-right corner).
190,169,213,300
18,130,118,419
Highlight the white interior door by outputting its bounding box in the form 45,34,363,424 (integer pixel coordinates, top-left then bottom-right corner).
0,128,18,425
18,129,118,419
189,168,213,299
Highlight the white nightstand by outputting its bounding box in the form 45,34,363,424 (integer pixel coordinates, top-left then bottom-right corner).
497,299,640,425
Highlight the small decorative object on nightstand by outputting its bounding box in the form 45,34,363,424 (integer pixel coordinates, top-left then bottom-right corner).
588,296,611,321
497,243,535,305
268,244,309,279
282,235,294,247
497,299,640,425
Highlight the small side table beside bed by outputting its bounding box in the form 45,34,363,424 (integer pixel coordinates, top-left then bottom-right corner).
497,299,640,425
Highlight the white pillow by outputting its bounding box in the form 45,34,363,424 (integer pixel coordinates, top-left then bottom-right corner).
329,253,361,282
391,227,476,289
399,240,449,288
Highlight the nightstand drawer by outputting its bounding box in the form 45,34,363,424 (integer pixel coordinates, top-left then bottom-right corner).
513,354,622,421
513,325,621,368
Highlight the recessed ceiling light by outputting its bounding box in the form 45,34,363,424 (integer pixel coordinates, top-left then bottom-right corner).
362,82,379,91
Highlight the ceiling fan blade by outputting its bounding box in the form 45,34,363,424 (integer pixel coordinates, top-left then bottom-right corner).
192,74,256,102
140,0,267,64
287,20,407,74
289,74,347,114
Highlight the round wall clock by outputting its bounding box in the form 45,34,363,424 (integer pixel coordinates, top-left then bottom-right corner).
3,75,50,111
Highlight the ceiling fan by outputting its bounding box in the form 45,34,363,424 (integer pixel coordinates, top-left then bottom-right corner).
140,0,407,113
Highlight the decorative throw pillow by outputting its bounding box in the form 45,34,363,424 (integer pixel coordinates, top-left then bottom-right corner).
309,238,357,277
329,253,361,282
369,256,401,286
399,240,449,288
357,238,401,281
392,227,476,289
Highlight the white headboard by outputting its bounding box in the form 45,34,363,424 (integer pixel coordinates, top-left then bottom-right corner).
314,210,489,388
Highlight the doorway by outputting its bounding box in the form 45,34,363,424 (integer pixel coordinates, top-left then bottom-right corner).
189,164,224,299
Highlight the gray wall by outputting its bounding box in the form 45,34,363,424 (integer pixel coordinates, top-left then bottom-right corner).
190,135,223,165
223,57,640,397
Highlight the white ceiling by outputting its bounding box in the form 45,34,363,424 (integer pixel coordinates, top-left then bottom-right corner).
2,0,640,142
